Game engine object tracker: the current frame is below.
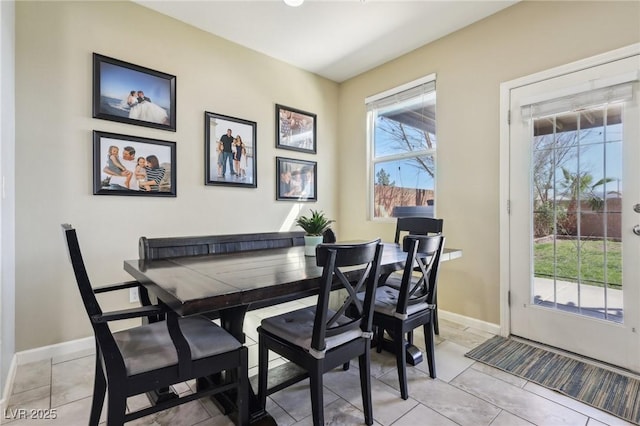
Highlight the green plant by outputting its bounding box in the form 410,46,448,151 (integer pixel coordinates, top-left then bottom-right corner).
295,210,334,236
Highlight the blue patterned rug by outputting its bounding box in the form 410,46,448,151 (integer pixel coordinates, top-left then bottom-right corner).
465,336,640,424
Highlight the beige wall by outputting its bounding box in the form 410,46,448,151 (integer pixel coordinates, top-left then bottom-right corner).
13,1,640,351
337,1,640,324
15,1,339,351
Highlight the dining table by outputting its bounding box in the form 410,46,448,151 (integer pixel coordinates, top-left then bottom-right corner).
124,242,462,425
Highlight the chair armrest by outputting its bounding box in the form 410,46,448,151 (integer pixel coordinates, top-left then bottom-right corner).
93,280,141,294
91,304,168,323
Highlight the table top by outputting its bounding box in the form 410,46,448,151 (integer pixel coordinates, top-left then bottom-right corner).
124,243,462,317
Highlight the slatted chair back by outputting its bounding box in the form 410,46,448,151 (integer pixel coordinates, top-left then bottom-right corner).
394,217,443,244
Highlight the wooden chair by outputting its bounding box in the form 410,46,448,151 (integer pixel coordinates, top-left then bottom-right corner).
62,224,249,426
322,228,337,243
256,240,384,426
393,217,443,244
370,234,445,400
390,216,444,335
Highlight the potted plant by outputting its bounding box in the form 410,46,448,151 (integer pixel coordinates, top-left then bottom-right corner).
296,209,335,256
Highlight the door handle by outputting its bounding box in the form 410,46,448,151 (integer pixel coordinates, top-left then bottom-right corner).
634,225,640,236
634,204,640,213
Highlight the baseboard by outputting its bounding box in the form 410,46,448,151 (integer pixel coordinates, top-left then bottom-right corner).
14,336,94,366
1,337,95,411
0,355,17,414
438,309,501,335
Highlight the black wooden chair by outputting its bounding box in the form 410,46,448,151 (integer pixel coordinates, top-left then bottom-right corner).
322,228,337,243
389,216,444,335
62,224,249,426
256,240,384,426
369,234,445,400
393,217,443,244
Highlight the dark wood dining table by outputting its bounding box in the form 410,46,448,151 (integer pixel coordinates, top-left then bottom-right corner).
124,242,461,424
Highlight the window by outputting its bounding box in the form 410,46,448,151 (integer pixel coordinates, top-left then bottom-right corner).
366,75,437,219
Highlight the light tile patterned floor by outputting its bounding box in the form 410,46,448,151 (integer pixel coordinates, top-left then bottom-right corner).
4,298,636,425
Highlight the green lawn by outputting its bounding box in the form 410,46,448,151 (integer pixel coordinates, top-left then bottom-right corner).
534,239,622,289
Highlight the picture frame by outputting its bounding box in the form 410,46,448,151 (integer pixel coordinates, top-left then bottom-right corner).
276,104,317,153
93,130,176,197
276,157,317,201
205,111,257,188
92,53,176,131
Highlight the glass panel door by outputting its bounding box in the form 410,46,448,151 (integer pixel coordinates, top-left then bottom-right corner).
509,55,640,372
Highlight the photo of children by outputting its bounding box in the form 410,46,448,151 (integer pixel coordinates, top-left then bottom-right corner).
93,131,176,197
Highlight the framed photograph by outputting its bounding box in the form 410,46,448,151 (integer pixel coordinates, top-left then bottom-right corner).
205,111,257,188
92,53,176,131
276,104,316,153
276,157,317,201
93,131,176,197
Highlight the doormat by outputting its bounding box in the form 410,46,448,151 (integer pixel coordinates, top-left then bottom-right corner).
465,335,640,424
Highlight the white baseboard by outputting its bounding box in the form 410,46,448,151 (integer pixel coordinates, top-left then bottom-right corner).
1,337,95,413
439,309,501,335
0,355,17,414
14,336,94,366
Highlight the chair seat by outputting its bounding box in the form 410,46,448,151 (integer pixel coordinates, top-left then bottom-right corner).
260,306,362,357
358,286,430,318
114,316,242,376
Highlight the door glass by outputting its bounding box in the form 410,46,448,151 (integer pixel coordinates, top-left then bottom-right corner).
532,104,624,323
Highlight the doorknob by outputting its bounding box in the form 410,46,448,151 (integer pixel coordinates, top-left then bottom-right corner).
634,225,640,236
634,204,640,213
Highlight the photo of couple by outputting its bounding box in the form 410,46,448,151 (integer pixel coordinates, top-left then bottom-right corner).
93,131,176,197
205,112,257,188
124,90,169,125
93,54,176,131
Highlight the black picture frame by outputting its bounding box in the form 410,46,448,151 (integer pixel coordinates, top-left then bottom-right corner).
205,111,257,188
92,53,176,131
276,104,316,154
276,157,317,201
93,131,176,197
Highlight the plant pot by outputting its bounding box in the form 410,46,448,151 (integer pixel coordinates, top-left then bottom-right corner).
304,235,324,256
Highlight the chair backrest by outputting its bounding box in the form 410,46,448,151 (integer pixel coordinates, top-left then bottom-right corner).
62,224,123,371
322,228,337,243
62,224,103,319
394,217,443,244
395,234,445,316
311,240,383,354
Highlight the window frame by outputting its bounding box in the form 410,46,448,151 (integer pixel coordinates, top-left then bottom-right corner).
366,74,437,221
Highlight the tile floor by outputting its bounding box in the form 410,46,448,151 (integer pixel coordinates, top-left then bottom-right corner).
4,297,637,426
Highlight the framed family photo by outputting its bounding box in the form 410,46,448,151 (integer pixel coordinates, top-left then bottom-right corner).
205,111,257,188
276,104,316,154
276,157,317,201
93,131,176,197
92,53,176,131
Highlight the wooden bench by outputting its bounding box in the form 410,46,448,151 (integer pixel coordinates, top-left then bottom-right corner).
138,231,309,315
139,231,306,260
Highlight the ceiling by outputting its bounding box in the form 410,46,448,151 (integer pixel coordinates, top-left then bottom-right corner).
134,0,518,83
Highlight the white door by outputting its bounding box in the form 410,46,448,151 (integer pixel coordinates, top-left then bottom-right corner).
509,53,640,371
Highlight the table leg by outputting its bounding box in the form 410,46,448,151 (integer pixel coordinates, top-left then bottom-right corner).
376,329,424,366
198,306,276,425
